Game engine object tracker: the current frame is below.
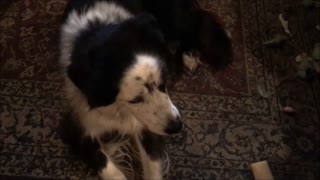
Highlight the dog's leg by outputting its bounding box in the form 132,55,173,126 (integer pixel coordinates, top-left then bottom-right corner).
136,130,166,180
142,158,163,180
60,116,126,179
76,137,127,180
98,131,133,180
99,151,127,180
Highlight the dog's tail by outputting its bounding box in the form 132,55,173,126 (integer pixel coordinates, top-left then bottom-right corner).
195,10,233,70
174,3,233,71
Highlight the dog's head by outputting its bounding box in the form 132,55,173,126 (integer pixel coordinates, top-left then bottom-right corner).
116,54,181,135
67,13,182,135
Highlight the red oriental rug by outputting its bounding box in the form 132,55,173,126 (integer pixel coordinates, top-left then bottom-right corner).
1,0,319,179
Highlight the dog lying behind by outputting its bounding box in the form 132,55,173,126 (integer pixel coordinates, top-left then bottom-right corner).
59,0,232,179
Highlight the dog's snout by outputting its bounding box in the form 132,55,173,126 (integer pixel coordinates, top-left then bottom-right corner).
164,117,182,134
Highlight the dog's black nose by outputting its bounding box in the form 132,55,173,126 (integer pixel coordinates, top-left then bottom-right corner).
164,117,182,134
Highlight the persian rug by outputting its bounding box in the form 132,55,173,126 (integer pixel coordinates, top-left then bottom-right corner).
1,0,319,179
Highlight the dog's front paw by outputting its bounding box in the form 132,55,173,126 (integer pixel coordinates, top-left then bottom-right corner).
99,161,127,180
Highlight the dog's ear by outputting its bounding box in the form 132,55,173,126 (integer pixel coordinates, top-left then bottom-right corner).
196,10,233,69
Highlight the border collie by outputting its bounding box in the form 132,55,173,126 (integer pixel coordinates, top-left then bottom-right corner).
59,0,231,179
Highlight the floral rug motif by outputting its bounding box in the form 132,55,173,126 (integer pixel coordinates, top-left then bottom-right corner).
1,0,319,179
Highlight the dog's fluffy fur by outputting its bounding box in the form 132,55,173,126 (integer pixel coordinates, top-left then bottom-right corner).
59,0,232,179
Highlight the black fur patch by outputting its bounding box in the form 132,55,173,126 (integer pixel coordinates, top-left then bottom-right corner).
59,113,107,172
196,10,232,69
141,130,165,160
81,136,108,172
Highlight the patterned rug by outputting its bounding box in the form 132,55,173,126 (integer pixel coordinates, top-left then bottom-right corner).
1,0,319,179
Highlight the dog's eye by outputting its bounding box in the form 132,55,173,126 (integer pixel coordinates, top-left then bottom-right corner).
129,96,144,104
159,84,167,92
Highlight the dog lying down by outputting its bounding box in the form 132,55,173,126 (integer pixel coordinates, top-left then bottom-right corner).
59,0,232,179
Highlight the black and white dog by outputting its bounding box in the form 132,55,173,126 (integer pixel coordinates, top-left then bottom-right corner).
59,0,231,179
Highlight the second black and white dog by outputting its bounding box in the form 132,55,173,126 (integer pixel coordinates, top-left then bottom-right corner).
59,0,232,179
